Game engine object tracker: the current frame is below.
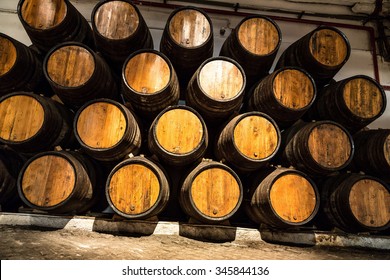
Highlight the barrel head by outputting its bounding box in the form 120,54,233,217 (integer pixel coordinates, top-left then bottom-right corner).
0,36,17,76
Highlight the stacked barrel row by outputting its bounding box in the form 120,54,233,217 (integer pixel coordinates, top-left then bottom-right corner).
0,0,389,235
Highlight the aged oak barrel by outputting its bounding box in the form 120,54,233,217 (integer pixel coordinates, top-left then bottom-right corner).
160,6,213,91
17,150,103,214
304,75,386,134
17,0,95,53
318,173,390,233
121,50,180,119
91,0,153,73
247,67,316,128
43,42,118,109
186,56,246,123
220,15,282,89
106,156,170,219
74,99,141,162
215,112,281,172
148,105,208,166
0,92,75,153
275,26,350,88
179,159,243,224
245,167,320,228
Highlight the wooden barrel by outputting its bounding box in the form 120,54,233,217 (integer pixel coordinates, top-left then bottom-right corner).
186,56,246,123
245,167,320,228
215,112,281,172
280,120,354,176
275,26,350,88
318,173,390,233
91,0,153,73
43,42,118,109
247,67,316,128
17,0,95,54
220,15,282,89
148,105,208,166
74,99,141,162
121,50,180,119
179,159,243,223
106,156,170,219
17,151,102,214
0,92,75,153
160,6,213,90
304,75,386,134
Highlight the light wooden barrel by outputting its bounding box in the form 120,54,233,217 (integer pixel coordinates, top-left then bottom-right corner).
0,92,75,153
160,6,213,89
319,173,390,233
247,67,316,128
106,156,170,219
215,112,281,172
17,0,95,53
275,26,350,88
179,160,243,223
305,75,386,134
44,42,118,109
220,15,282,88
91,0,153,72
148,105,208,166
17,151,102,214
121,50,180,119
245,167,320,228
186,56,246,123
74,99,141,162
280,120,354,176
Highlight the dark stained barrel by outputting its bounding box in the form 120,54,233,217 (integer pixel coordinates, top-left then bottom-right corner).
220,15,282,89
247,67,316,128
121,50,179,119
106,156,170,219
0,92,75,153
179,159,243,224
275,26,350,88
74,99,141,162
245,167,320,228
91,0,153,73
17,0,95,54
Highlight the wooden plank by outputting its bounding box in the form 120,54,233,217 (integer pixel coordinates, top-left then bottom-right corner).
20,0,67,29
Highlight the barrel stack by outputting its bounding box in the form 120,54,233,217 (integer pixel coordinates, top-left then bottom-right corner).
0,0,388,237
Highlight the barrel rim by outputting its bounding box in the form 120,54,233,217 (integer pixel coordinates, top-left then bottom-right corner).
0,32,22,78
16,150,80,211
105,155,169,219
122,49,174,96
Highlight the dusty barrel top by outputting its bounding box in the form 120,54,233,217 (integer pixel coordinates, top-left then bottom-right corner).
0,36,17,76
20,0,67,29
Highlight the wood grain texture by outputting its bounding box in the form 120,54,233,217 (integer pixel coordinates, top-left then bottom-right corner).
199,59,244,100
76,102,127,149
273,69,314,109
124,52,170,94
46,45,95,87
237,17,279,55
108,164,160,215
309,29,348,67
168,9,211,48
94,1,139,40
21,155,75,207
270,174,317,223
0,95,44,142
21,0,67,29
233,115,279,160
385,134,390,167
349,179,390,227
155,108,203,154
0,37,17,76
190,167,241,218
343,78,384,118
308,123,352,168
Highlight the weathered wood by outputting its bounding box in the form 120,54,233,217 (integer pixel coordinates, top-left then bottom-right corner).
0,36,17,76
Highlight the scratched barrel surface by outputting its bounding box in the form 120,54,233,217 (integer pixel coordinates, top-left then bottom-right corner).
17,0,95,53
121,50,179,119
106,156,170,219
179,160,243,223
